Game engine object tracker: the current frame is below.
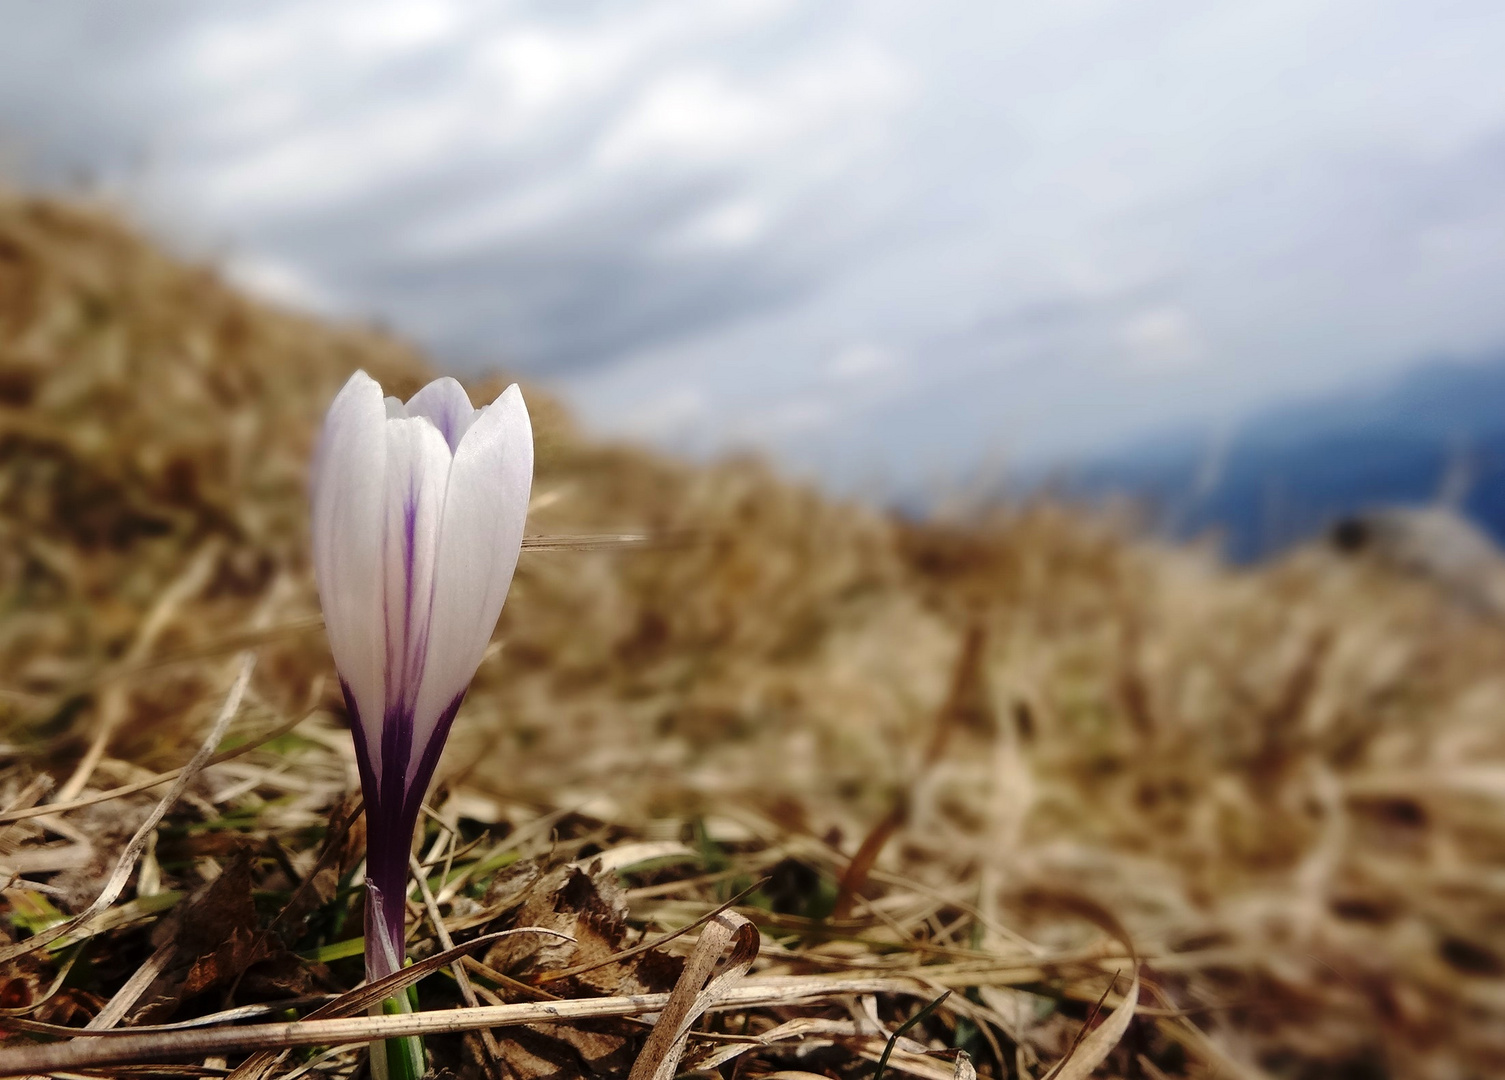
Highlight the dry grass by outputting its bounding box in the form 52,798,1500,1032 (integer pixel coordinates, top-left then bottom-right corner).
1,193,1503,1079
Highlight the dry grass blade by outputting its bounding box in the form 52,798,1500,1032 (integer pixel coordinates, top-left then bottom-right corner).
83,939,175,1031
285,927,576,1025
626,910,760,1080
520,533,652,551
1041,971,1140,1080
408,848,505,1075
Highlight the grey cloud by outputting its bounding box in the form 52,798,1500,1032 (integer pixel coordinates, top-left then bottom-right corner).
357,238,813,373
6,0,1505,480
235,150,844,371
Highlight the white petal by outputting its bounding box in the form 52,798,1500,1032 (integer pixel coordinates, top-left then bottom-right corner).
404,377,479,453
310,371,388,772
407,384,532,780
380,415,454,736
384,396,406,419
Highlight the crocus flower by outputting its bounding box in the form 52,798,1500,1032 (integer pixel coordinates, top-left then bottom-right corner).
311,370,531,1075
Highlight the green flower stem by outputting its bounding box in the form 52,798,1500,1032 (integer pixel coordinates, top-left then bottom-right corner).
373,975,424,1080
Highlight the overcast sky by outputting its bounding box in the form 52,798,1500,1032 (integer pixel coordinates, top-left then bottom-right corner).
3,0,1505,490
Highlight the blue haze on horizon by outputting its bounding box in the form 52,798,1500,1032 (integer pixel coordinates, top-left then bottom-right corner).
3,1,1505,496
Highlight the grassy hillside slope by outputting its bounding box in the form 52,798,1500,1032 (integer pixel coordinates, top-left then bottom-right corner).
1,196,1502,1079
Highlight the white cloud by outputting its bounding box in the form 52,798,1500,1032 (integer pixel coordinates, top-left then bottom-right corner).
619,384,708,442
594,44,904,169
664,198,769,251
1118,307,1203,375
741,396,835,438
185,0,462,87
827,344,896,382
471,31,631,119
222,250,334,312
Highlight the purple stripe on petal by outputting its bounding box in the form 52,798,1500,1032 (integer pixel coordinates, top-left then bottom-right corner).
404,487,418,617
380,705,414,817
400,691,468,833
340,678,381,797
404,378,476,453
344,678,410,967
400,484,420,712
364,701,415,952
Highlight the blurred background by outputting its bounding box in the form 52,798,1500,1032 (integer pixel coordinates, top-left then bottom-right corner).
6,0,1505,556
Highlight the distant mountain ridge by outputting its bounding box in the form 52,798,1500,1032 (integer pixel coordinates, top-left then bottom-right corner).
1072,356,1505,562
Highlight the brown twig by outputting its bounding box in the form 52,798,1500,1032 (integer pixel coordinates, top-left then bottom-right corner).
0,975,937,1077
